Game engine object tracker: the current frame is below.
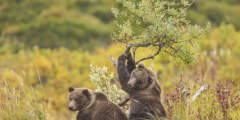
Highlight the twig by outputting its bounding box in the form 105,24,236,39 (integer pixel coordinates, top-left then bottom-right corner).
178,0,197,18
135,43,165,64
187,85,209,106
184,0,196,12
109,56,117,68
191,85,208,101
118,96,130,106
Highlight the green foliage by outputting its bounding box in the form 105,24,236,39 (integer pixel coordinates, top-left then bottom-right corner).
112,0,206,64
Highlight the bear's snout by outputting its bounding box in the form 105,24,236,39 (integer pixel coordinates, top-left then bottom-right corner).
68,102,77,111
127,77,136,88
68,106,74,111
127,83,133,88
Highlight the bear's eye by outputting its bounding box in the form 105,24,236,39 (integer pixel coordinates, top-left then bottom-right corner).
74,98,79,101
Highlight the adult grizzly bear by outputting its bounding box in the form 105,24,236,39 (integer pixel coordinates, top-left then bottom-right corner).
68,87,128,120
117,53,166,120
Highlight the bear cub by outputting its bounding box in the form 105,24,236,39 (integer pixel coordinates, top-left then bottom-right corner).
68,87,128,120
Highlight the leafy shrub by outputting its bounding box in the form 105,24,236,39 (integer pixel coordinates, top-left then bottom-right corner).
90,65,126,104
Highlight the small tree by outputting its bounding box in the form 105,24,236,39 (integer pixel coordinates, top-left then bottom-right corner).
112,0,208,64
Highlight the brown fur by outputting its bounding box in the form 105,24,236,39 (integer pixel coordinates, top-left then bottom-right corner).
117,54,166,120
68,87,128,120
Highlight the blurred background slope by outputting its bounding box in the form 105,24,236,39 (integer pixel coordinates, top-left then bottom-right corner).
0,0,239,50
0,0,114,50
0,0,240,120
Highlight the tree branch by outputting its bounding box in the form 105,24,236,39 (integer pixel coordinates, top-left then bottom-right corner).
120,38,183,64
135,43,165,64
127,42,160,48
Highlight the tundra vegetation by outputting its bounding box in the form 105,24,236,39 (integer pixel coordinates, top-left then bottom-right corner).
0,0,240,120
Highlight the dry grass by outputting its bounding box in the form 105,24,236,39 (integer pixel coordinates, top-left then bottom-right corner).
0,81,47,120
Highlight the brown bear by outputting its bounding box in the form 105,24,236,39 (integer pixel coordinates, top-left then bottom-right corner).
117,53,166,120
68,87,128,120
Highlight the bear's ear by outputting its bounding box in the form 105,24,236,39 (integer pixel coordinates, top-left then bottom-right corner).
138,64,145,69
95,92,108,101
82,89,91,100
68,87,74,92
